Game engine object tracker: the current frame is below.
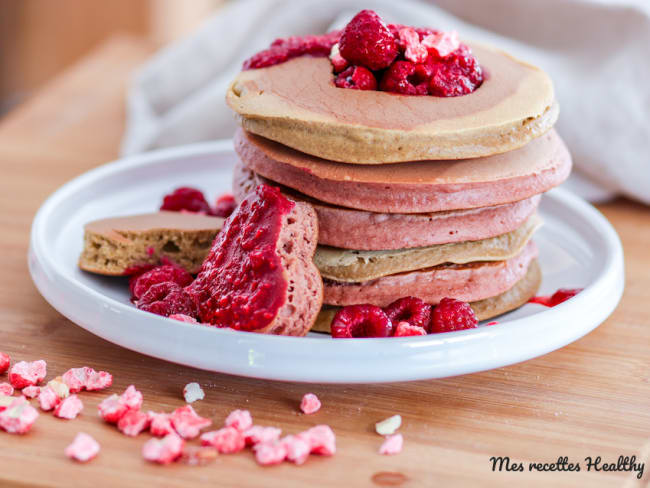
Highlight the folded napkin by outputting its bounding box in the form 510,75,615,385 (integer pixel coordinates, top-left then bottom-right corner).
122,0,650,204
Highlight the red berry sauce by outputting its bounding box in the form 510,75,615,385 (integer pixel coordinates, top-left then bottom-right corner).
187,185,294,331
529,288,583,307
242,32,340,70
160,187,213,215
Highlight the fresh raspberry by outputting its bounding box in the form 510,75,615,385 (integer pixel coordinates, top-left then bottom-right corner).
143,433,185,465
170,405,212,439
182,382,205,403
160,187,212,214
243,425,282,446
224,409,253,432
0,383,13,396
0,397,39,434
130,264,193,300
339,10,398,70
379,433,403,455
330,304,393,338
243,31,340,70
21,386,40,399
254,441,287,465
431,298,478,333
149,412,174,437
384,297,432,331
393,322,427,337
65,433,100,463
9,360,46,389
214,193,237,218
117,409,150,436
379,61,429,95
399,27,428,63
334,66,377,90
422,30,460,58
427,44,483,97
54,394,83,420
200,427,245,454
300,393,321,414
0,352,10,374
137,282,198,318
282,434,311,465
329,43,348,72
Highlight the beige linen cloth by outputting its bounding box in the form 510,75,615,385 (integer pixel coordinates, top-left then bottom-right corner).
122,0,650,204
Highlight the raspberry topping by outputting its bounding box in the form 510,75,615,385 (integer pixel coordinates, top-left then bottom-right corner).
160,187,213,214
330,304,393,338
379,60,429,95
384,297,432,331
431,297,478,333
243,31,340,70
399,27,428,63
334,66,377,90
339,10,398,70
529,288,583,307
136,282,198,318
426,44,484,97
129,264,193,300
214,193,237,218
187,184,294,331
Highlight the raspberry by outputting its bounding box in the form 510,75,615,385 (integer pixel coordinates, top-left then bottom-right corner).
427,44,483,97
0,352,10,374
65,433,100,463
339,10,398,70
214,193,237,218
431,297,478,333
379,433,403,455
384,297,432,331
170,405,211,439
302,425,336,456
300,393,321,414
0,397,39,434
21,386,40,399
183,382,205,403
334,66,377,90
130,265,193,300
399,27,428,63
330,304,393,338
160,187,212,214
379,61,429,95
224,409,252,432
8,360,46,389
143,433,185,465
0,383,13,396
38,386,61,411
422,30,460,58
393,322,427,337
117,409,150,436
200,427,245,454
54,394,83,420
329,43,348,72
137,282,198,318
243,425,282,446
254,441,287,465
149,412,174,437
243,31,340,70
375,415,402,435
282,435,311,465
180,446,219,466
169,314,198,324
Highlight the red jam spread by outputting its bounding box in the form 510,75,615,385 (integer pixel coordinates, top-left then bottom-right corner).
188,185,294,330
242,9,483,97
529,288,583,307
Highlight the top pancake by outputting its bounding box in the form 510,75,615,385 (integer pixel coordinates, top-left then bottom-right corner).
226,43,557,164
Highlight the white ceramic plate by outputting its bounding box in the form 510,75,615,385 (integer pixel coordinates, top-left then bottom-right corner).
29,141,624,383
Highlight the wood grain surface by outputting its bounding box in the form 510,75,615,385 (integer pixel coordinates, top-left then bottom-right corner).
0,36,648,488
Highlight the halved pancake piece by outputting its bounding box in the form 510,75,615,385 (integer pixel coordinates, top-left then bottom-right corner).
226,44,557,163
323,241,537,308
315,214,540,282
235,128,571,213
311,259,542,333
233,159,542,250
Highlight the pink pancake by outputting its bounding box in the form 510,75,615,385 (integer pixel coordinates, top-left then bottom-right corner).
233,160,541,250
323,241,538,307
234,128,571,213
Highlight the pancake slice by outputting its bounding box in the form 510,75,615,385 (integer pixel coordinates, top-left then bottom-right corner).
315,214,541,282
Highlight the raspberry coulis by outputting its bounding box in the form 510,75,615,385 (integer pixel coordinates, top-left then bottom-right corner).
529,288,583,307
188,185,294,330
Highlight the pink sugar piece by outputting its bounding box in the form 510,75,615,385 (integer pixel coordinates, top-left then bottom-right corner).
54,394,83,420
8,360,46,389
98,385,143,424
300,393,321,415
143,433,185,465
38,386,62,411
63,367,113,393
301,425,336,456
118,409,151,436
86,370,113,391
399,27,428,63
0,382,14,396
224,409,252,432
421,30,460,58
200,427,245,454
121,385,143,410
149,412,174,437
21,385,41,399
170,405,211,439
180,445,219,466
254,441,288,466
379,433,403,455
182,382,205,403
243,425,282,446
0,397,39,434
65,432,100,462
169,314,198,324
282,434,311,465
0,395,14,412
0,352,10,374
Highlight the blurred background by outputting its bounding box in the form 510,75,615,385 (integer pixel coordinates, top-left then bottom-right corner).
0,0,226,115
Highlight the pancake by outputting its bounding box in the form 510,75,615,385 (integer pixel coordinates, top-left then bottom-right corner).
311,258,542,333
315,214,540,282
234,128,571,213
233,161,541,250
323,240,537,308
226,45,557,164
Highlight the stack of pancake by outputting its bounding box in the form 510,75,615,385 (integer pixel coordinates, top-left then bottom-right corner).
226,44,571,331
